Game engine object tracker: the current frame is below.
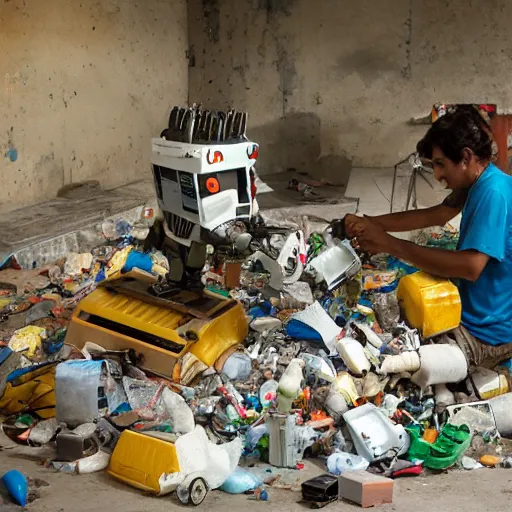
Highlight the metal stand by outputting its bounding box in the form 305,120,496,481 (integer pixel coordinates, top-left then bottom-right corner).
390,153,434,213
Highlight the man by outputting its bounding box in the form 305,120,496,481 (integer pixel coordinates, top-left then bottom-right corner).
346,107,512,368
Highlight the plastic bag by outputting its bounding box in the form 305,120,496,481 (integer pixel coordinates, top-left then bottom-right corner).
64,252,93,276
122,376,163,412
159,425,242,494
25,301,54,325
282,281,314,306
451,407,496,434
222,352,252,381
245,424,268,451
372,293,400,332
28,418,58,445
77,450,111,474
220,467,263,494
161,387,195,434
56,360,104,426
326,452,369,475
8,326,46,360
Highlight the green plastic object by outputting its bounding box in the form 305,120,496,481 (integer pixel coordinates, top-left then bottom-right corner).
205,286,230,298
405,423,471,470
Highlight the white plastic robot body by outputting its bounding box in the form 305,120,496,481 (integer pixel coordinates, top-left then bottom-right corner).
151,138,259,246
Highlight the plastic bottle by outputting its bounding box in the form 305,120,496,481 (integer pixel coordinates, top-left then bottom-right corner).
423,428,438,444
335,337,371,375
277,358,305,413
326,452,369,475
301,353,336,382
259,379,279,408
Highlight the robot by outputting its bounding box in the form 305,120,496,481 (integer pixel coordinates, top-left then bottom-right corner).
146,106,259,288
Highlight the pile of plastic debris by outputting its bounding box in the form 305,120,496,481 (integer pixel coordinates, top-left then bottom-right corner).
0,212,511,509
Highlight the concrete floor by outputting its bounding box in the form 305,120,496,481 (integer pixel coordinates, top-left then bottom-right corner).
1,448,512,512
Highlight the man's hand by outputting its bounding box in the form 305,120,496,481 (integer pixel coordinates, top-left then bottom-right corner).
351,215,392,254
345,214,364,238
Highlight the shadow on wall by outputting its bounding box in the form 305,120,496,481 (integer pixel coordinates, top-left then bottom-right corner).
248,111,353,187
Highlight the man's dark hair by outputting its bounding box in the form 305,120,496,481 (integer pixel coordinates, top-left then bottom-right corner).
417,106,493,163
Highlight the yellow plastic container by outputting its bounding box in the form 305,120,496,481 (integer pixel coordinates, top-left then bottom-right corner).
397,271,461,339
0,363,57,419
108,430,180,494
188,300,248,367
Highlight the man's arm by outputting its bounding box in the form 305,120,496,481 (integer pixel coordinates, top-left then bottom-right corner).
351,217,490,282
385,237,489,282
368,204,460,233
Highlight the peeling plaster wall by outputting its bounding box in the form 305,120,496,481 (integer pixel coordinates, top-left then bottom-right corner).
1,0,187,210
188,0,512,177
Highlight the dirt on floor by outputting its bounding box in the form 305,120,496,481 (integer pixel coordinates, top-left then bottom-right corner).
1,443,512,512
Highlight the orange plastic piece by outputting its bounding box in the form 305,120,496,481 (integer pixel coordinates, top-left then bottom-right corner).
310,410,328,422
423,428,439,444
480,454,501,467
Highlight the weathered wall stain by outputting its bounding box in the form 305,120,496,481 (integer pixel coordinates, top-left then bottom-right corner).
1,0,188,210
257,0,297,17
335,49,400,85
401,0,413,79
202,0,220,43
34,152,55,169
189,0,512,171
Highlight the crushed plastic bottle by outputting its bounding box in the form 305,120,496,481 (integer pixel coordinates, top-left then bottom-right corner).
326,452,370,475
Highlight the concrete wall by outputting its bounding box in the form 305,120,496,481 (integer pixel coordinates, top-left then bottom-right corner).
1,0,187,210
188,0,512,179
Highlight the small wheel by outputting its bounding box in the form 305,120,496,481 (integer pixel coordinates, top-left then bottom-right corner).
188,477,208,506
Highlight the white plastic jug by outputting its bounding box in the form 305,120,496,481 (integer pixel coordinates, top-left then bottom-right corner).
277,358,305,413
336,337,371,375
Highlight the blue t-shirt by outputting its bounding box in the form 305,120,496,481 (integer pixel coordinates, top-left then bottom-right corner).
457,163,512,345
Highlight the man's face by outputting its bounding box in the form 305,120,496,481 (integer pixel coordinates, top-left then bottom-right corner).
430,146,469,190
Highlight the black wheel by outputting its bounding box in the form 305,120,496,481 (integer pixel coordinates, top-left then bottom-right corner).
188,477,208,506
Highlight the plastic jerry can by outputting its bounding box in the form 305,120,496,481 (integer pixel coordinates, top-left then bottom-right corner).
397,271,461,339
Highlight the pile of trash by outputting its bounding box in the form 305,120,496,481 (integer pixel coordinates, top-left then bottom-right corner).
0,214,511,508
